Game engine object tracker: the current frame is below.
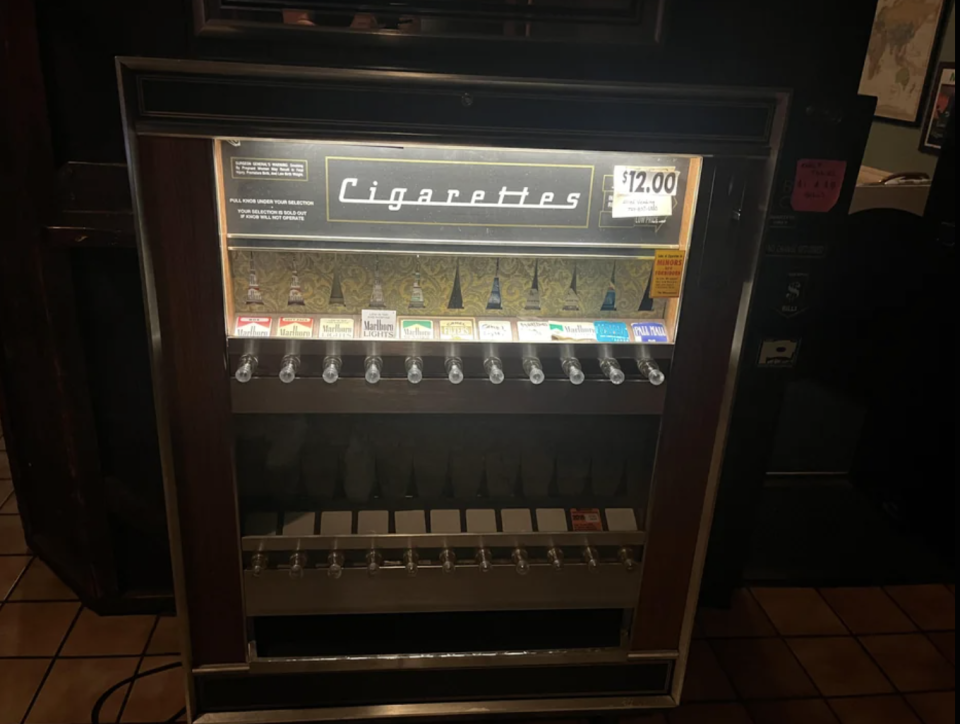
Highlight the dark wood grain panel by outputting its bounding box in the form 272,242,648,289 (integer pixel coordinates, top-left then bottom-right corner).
137,136,246,665
632,159,761,651
0,0,120,607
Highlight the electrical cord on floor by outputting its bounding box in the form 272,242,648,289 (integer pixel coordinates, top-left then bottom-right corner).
91,661,186,724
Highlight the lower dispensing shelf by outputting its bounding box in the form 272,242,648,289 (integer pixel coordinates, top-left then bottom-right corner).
242,505,646,615
244,558,643,616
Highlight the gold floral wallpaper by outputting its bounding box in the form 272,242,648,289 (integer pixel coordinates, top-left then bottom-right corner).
229,251,667,319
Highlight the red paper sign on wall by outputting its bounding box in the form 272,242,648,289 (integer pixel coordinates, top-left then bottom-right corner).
791,159,847,213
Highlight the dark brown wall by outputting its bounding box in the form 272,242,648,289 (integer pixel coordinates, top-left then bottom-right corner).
35,0,192,164
0,0,119,605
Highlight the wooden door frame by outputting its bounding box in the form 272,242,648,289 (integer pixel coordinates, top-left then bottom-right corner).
0,0,123,608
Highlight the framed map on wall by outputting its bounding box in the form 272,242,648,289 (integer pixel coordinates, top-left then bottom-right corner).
859,0,952,124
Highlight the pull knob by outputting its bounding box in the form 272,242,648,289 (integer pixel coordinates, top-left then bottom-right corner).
523,357,546,385
619,546,638,573
322,356,342,385
484,357,505,385
562,358,585,385
403,549,419,577
512,548,531,576
364,356,383,385
600,358,626,385
279,355,300,385
235,354,258,384
446,357,465,385
250,552,269,577
583,546,600,573
476,548,494,574
366,550,383,576
327,552,345,580
289,552,308,579
547,547,564,572
440,549,457,574
637,357,665,386
405,357,424,385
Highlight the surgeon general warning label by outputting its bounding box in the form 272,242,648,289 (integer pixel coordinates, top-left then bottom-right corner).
231,158,308,181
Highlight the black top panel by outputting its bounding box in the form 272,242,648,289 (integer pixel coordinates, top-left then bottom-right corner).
32,1,879,164
190,0,879,98
124,60,780,155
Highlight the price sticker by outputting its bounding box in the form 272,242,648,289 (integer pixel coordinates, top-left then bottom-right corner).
615,167,681,196
612,166,680,219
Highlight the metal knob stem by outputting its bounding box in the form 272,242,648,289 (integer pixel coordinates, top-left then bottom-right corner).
366,550,382,576
600,358,626,385
289,552,308,579
322,356,342,385
523,357,546,385
583,546,600,573
446,357,465,385
364,356,383,385
235,354,258,384
512,548,531,576
405,357,424,385
250,552,268,577
562,358,585,385
327,552,345,579
484,357,505,385
547,548,564,572
476,548,493,574
440,549,457,574
619,546,639,573
637,357,666,386
403,549,419,577
279,355,300,384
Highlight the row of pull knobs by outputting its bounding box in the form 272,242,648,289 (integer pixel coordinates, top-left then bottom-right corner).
237,355,665,386
252,546,638,579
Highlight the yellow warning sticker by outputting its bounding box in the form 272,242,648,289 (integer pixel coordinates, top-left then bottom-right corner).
650,249,687,299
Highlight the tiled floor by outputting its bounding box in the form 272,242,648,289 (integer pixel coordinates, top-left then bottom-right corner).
1,440,956,724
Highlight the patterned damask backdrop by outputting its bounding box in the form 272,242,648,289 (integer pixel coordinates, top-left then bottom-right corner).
229,251,667,319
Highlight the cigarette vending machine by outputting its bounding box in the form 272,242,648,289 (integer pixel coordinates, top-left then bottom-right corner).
121,58,788,720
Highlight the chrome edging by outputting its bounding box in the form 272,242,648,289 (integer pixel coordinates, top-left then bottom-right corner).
669,91,792,703
116,57,199,723
193,695,679,724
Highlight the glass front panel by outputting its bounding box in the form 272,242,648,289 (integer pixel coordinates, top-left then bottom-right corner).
220,139,699,345
220,137,701,623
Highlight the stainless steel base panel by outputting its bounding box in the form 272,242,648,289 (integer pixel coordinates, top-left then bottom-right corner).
195,696,678,723
191,659,677,722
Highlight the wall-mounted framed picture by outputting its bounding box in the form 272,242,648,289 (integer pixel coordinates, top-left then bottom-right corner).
859,0,953,125
919,62,956,154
